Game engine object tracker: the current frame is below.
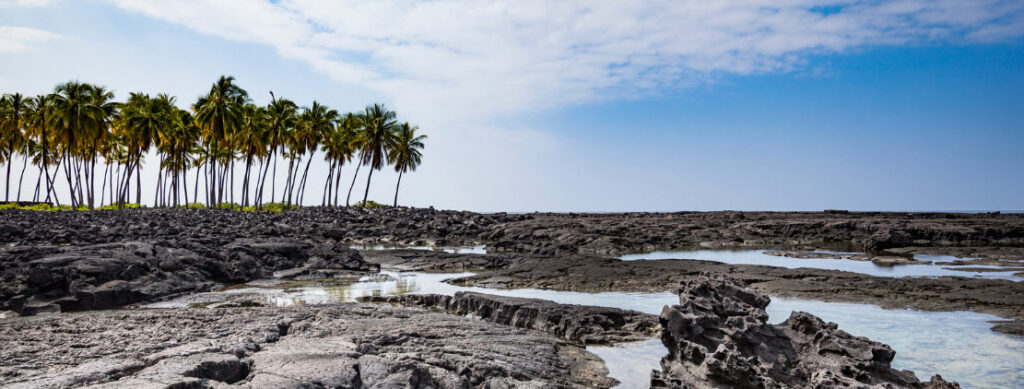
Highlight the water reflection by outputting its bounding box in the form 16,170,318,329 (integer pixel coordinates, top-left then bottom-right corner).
617,249,1023,281
587,339,665,389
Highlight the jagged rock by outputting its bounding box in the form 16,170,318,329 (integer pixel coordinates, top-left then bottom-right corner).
361,291,660,344
652,275,960,388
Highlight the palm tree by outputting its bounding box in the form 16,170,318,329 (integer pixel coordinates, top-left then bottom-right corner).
388,122,426,207
0,93,28,202
86,85,118,208
50,81,94,208
260,93,297,206
322,112,358,207
193,76,248,206
293,101,336,205
25,95,60,205
117,93,172,206
354,103,398,206
238,104,268,207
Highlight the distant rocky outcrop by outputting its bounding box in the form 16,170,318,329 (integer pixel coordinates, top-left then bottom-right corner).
651,275,960,388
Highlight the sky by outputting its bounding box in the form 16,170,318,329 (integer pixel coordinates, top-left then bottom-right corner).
1,0,1022,212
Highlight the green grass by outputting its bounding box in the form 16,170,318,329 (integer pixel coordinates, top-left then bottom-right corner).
0,201,373,212
0,203,144,211
353,200,389,208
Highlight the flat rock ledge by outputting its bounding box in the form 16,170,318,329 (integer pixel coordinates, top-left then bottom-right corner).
0,303,615,389
651,275,960,388
360,291,660,345
0,238,377,315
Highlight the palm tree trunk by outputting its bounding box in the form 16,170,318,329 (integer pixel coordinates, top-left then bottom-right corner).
257,156,270,207
99,163,108,207
154,155,163,207
208,155,216,207
230,158,235,206
271,148,278,204
46,158,61,206
63,152,76,208
194,161,201,206
88,155,96,209
135,156,142,206
17,154,29,202
33,166,41,202
4,151,11,201
183,168,190,206
5,152,11,202
298,153,314,206
362,167,374,206
284,157,295,206
322,160,334,206
346,162,361,207
393,170,403,207
111,164,118,206
333,163,343,207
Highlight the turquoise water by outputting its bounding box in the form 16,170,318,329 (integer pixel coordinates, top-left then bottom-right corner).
617,249,1023,281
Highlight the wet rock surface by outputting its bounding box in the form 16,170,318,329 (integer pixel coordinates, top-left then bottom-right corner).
0,238,376,315
360,291,660,344
651,275,960,388
0,303,615,389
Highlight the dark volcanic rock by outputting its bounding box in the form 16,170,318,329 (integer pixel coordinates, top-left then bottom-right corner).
361,291,660,344
0,238,376,314
3,208,1023,258
651,275,960,389
0,303,615,388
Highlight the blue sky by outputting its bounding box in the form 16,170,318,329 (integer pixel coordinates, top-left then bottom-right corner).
1,0,1022,212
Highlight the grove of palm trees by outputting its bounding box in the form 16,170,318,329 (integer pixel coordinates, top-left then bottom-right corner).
0,76,426,210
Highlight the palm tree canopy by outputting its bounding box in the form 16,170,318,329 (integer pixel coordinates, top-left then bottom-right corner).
355,103,398,171
0,93,29,161
389,122,426,174
193,75,249,148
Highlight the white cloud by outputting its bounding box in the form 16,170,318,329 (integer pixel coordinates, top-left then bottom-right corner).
0,0,58,6
100,0,1024,120
0,26,59,52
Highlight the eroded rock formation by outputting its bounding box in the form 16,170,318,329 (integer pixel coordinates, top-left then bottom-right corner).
651,275,960,388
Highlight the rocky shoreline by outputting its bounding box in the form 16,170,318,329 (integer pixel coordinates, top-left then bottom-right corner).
1,207,1022,387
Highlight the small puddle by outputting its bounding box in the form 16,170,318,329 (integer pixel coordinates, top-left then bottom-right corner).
348,244,487,254
587,339,665,388
617,249,1023,281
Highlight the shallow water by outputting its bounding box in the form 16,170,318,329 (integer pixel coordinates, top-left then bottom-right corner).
348,244,487,254
181,270,1022,388
617,249,1023,281
587,339,665,388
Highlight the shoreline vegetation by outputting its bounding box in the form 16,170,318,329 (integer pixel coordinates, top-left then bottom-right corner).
0,76,425,211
